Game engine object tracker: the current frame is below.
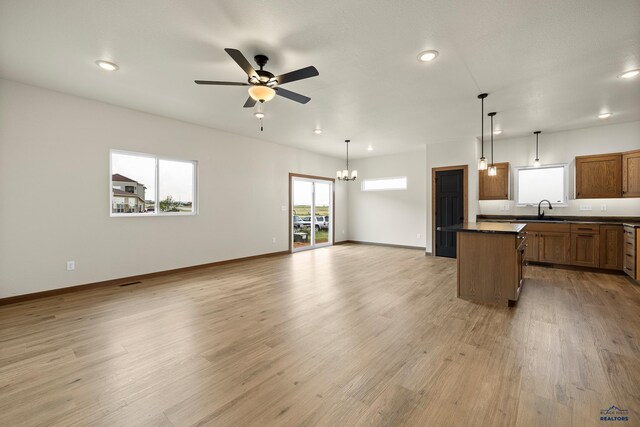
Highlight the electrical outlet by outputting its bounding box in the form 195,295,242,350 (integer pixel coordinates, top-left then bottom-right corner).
66,261,75,271
579,205,592,211
601,204,607,212
272,237,276,243
504,203,511,211
416,233,421,239
281,205,287,211
342,230,345,235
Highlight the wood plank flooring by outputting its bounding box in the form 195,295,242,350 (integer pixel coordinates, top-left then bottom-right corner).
1,244,639,426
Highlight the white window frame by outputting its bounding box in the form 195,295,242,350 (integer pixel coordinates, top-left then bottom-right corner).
109,149,198,217
514,163,569,207
361,176,408,192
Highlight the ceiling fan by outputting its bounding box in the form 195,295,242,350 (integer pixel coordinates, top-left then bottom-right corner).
195,48,319,108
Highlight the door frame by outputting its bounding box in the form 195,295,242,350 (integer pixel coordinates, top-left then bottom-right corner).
431,165,468,257
289,173,336,253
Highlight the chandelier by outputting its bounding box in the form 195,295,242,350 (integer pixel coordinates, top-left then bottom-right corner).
337,139,357,181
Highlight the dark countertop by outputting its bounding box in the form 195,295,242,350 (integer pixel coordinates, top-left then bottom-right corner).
477,214,640,227
439,222,526,234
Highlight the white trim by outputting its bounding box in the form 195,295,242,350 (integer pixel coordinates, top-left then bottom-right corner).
514,163,569,207
361,176,408,192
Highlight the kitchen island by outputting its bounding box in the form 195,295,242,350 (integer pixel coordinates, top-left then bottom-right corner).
439,222,527,306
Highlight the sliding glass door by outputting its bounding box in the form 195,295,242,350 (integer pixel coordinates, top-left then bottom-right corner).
291,175,333,252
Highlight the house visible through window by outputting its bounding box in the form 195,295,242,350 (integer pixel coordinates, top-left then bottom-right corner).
361,177,408,191
110,150,197,216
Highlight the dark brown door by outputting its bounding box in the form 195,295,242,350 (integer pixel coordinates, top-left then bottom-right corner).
435,169,464,258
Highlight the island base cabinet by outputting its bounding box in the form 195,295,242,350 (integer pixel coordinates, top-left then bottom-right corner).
457,232,523,306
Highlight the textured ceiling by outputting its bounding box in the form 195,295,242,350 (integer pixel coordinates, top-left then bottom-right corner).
1,0,639,159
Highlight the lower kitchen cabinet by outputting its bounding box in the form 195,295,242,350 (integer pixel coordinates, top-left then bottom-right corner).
539,232,571,264
600,225,624,270
571,233,600,268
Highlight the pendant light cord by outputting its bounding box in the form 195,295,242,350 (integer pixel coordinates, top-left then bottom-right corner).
490,114,494,165
536,132,539,158
481,98,484,158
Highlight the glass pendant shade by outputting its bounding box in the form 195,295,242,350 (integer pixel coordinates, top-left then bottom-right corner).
351,170,358,179
248,85,276,102
488,165,497,176
534,158,541,167
478,157,488,170
336,171,342,179
342,169,349,178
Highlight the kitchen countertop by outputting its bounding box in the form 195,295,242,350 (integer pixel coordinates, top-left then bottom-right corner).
439,222,526,234
477,215,640,227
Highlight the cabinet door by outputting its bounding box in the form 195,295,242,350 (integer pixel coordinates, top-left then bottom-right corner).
524,232,538,261
571,233,600,268
479,162,509,200
599,225,623,270
575,154,622,198
538,232,570,264
623,150,640,198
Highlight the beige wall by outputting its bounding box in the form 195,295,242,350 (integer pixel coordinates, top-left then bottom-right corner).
0,79,347,298
347,151,427,248
477,121,640,216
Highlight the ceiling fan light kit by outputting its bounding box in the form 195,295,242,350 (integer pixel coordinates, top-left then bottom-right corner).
195,48,318,121
248,85,276,102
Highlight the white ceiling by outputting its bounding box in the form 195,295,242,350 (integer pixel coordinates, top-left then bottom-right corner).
1,0,639,159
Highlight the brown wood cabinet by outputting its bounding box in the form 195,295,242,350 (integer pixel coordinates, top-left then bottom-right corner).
571,233,600,268
623,150,640,198
623,225,638,280
524,231,539,262
479,162,509,200
575,153,622,199
539,232,571,264
599,225,624,270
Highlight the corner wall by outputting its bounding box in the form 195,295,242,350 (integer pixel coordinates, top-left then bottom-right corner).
0,79,347,298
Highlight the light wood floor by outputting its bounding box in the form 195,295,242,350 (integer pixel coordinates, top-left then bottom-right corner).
1,244,639,427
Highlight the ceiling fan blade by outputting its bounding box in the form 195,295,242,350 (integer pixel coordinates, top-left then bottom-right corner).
224,48,258,79
194,80,249,86
274,87,311,104
275,66,319,85
243,97,257,108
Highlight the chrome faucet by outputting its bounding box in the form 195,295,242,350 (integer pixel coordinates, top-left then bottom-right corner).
537,199,553,219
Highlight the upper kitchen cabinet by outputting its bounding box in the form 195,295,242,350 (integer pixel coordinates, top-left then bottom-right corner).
575,153,622,199
623,149,640,198
479,162,509,200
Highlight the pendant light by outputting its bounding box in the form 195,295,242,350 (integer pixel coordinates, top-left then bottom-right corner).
533,131,541,167
337,140,357,181
487,112,497,176
477,93,488,170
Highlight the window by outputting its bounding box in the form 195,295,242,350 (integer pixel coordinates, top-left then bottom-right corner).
515,164,568,206
361,177,408,191
110,150,197,216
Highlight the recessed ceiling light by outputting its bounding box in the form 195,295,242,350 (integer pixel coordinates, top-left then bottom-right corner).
417,50,439,62
618,69,639,79
95,60,119,71
314,129,322,135
493,130,502,135
367,145,373,151
598,113,612,119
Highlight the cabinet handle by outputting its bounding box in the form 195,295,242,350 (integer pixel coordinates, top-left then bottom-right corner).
577,228,592,231
577,234,593,237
